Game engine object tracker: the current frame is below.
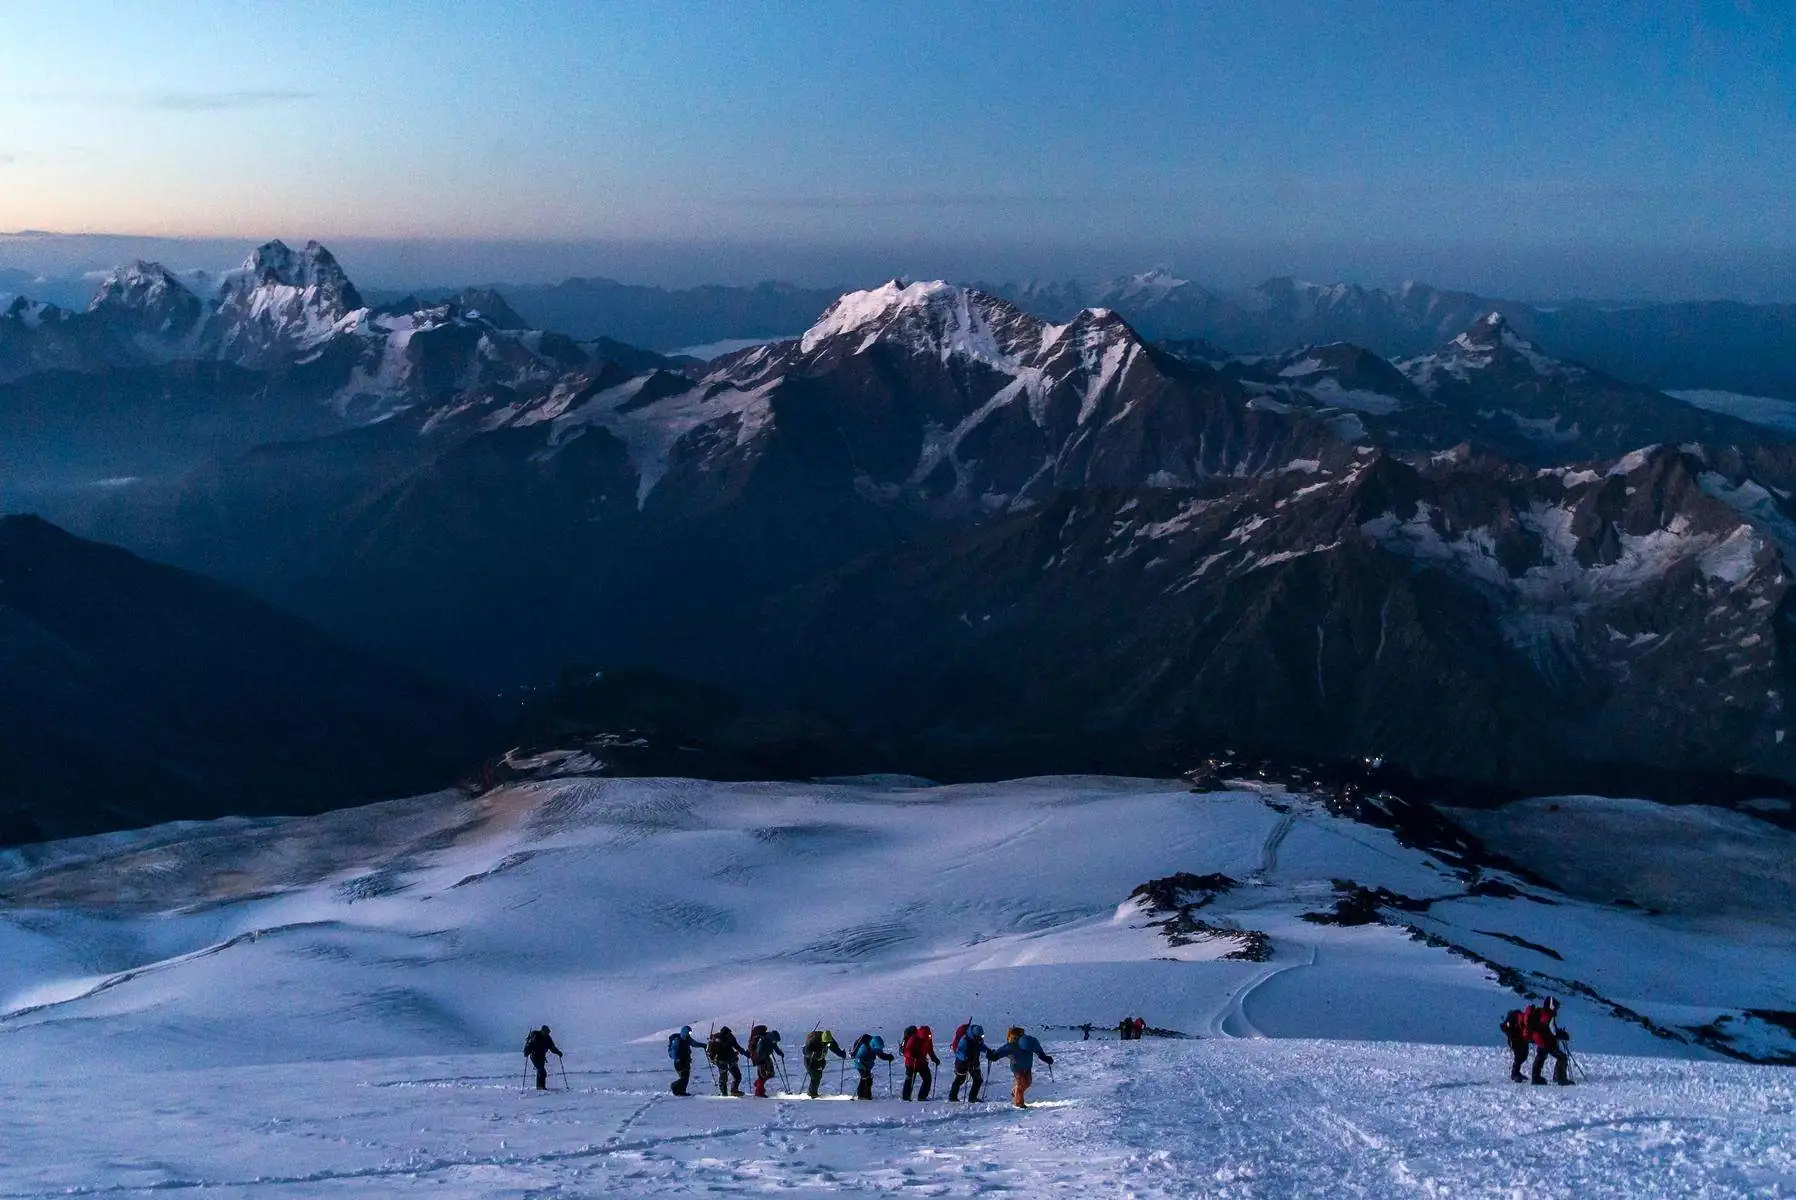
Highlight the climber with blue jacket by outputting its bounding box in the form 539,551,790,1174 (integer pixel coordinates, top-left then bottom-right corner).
948,1022,988,1102
987,1025,1054,1109
849,1033,894,1100
666,1025,706,1096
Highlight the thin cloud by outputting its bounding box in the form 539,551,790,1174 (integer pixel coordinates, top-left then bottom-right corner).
148,89,318,111
14,89,318,112
727,190,1120,211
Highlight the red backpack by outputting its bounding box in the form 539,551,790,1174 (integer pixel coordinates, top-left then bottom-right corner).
950,1023,971,1057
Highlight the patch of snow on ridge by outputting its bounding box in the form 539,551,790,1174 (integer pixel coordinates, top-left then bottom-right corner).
1700,471,1796,555
1299,376,1403,414
1698,525,1763,584
1364,491,1766,598
552,374,777,505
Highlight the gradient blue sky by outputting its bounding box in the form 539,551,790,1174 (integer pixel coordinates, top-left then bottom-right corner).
1,2,1792,297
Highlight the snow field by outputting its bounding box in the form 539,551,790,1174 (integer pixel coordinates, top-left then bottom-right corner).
0,1040,1789,1197
2,775,1793,1195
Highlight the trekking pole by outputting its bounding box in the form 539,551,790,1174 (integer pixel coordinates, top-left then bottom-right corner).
560,1057,570,1091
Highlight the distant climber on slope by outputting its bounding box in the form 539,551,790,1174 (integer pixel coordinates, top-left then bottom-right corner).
1498,1007,1529,1083
802,1029,847,1098
900,1024,940,1101
1525,997,1574,1086
850,1033,894,1100
1118,1016,1135,1041
749,1027,785,1097
987,1025,1053,1109
667,1024,705,1096
949,1022,988,1102
708,1025,748,1096
523,1025,562,1091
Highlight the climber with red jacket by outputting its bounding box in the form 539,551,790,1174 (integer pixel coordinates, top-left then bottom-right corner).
900,1024,940,1101
1525,997,1573,1086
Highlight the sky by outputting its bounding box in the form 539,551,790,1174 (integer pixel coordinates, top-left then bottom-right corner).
1,1,1792,298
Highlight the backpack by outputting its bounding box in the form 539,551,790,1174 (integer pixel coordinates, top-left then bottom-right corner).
748,1025,768,1062
706,1032,723,1064
803,1030,826,1065
668,1032,683,1061
951,1023,971,1060
524,1031,544,1057
850,1034,871,1060
1500,1010,1523,1037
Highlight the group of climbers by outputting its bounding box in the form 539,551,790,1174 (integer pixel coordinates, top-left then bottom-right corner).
646,1020,1056,1107
537,997,1582,1106
1499,996,1575,1085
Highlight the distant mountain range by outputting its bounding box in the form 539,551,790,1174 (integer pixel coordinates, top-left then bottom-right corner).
15,258,1792,402
358,268,1796,405
6,242,1796,833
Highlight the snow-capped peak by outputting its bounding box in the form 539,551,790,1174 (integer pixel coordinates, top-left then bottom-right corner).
88,260,192,310
1445,310,1564,374
1099,267,1191,305
1400,311,1575,392
229,239,361,303
801,280,955,351
208,239,368,367
798,280,1038,369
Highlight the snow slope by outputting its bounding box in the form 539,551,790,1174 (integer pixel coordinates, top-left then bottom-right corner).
2,776,1792,1196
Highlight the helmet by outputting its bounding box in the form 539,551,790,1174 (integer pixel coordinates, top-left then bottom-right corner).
720,1025,732,1034
680,1025,692,1035
541,1025,551,1034
920,1025,932,1035
969,1024,983,1036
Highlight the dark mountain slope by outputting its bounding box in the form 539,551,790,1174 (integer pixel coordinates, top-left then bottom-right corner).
0,516,490,844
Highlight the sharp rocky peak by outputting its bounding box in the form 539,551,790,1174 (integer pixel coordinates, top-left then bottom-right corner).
1450,309,1540,354
87,261,202,333
225,239,364,313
